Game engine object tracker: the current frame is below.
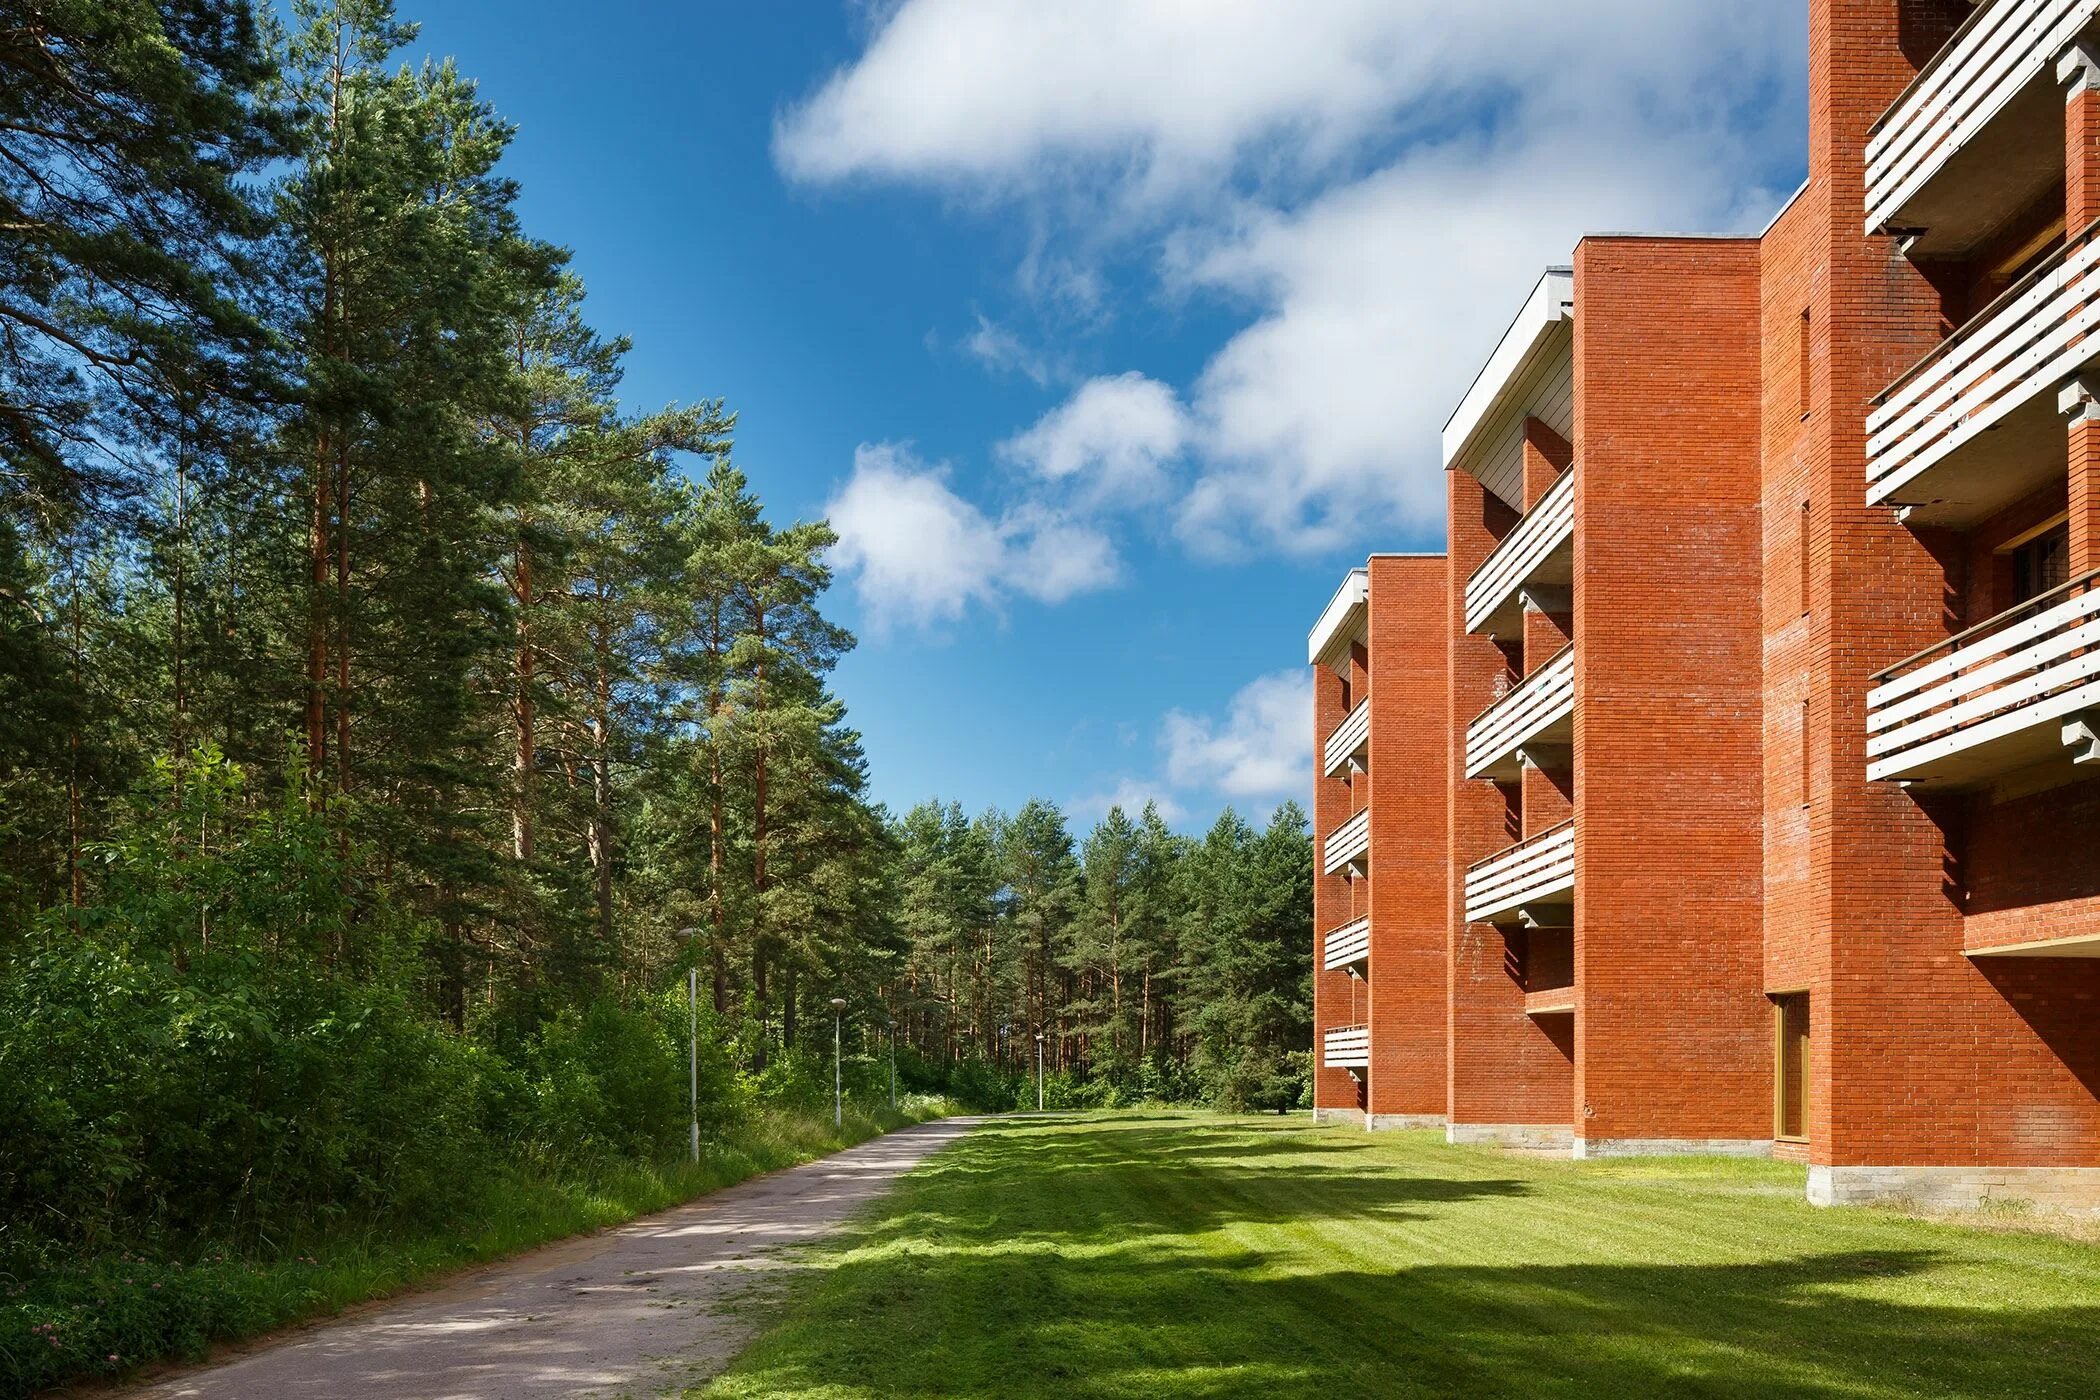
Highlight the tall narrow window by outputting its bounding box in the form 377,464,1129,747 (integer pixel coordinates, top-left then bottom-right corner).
1799,500,1812,619
1799,700,1811,807
1797,309,1812,420
1774,994,1810,1141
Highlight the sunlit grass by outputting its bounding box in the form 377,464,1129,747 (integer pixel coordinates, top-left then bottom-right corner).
704,1109,2100,1399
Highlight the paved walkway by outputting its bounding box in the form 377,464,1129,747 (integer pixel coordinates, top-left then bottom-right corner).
130,1117,981,1399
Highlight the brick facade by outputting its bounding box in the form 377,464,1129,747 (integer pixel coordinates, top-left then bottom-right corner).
1307,0,2100,1208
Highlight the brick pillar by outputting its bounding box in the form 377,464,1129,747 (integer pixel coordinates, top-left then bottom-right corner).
2064,376,2100,575
2063,40,2100,231
1522,418,1572,510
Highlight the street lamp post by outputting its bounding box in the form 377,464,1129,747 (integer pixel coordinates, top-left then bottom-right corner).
676,928,702,1164
829,997,848,1129
1035,1031,1045,1112
886,1018,897,1111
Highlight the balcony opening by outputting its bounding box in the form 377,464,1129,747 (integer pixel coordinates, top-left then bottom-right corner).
2013,520,2071,604
1522,927,1573,996
1773,993,1809,1143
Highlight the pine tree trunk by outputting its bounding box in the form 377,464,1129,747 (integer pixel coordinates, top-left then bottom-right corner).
512,537,534,862
706,604,729,1014
588,631,614,945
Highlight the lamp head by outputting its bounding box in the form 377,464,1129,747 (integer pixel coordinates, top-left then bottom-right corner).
829,997,848,1011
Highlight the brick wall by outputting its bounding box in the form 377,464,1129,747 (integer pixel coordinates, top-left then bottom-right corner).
1791,0,2100,1168
1571,235,1772,1146
1366,556,1451,1119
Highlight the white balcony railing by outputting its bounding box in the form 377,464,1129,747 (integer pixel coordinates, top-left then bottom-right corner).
1464,820,1575,925
1867,569,2100,783
1322,699,1371,777
1466,644,1575,780
1323,1024,1370,1069
1868,224,2100,510
1865,0,2100,237
1465,469,1574,635
1323,916,1371,971
1321,807,1371,875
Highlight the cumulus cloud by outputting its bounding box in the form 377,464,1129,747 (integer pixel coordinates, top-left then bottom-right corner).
780,0,1804,553
824,442,1119,631
1161,670,1311,803
777,0,1799,195
999,372,1190,507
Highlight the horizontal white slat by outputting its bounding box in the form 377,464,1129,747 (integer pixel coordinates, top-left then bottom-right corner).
1867,230,2100,502
1464,821,1575,924
1866,579,2100,780
1321,807,1370,875
1466,645,1575,778
1322,699,1371,777
1323,916,1371,970
1865,1,2095,233
1465,469,1575,634
1322,1025,1370,1069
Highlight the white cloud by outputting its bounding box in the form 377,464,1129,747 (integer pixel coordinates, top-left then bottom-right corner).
959,313,1053,385
1068,779,1187,827
779,0,1804,554
824,442,1119,631
1171,127,1777,555
1161,670,1311,802
999,372,1189,507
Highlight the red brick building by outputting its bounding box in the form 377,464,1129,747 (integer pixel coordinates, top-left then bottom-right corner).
1310,557,1448,1130
1312,0,2100,1208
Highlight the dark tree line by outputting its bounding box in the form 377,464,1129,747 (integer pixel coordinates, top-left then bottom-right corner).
885,799,1313,1109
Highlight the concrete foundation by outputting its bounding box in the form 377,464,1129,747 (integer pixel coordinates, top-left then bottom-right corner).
1807,1164,2100,1213
1447,1122,1573,1151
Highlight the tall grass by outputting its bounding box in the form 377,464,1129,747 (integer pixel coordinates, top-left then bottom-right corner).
0,1098,955,1399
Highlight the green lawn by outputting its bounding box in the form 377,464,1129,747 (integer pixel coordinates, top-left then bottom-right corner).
702,1110,2100,1398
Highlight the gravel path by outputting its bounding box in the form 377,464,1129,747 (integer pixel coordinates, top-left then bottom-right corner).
128,1117,981,1399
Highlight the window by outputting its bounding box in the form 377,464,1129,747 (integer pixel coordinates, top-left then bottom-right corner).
1799,500,1811,619
2013,522,2070,604
1798,700,1811,807
1797,310,1812,420
1774,994,1810,1142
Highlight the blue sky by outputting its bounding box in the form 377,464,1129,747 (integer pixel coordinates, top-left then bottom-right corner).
402,1,1810,830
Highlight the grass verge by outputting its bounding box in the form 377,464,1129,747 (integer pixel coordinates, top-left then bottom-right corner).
3,1100,955,1398
702,1109,2100,1399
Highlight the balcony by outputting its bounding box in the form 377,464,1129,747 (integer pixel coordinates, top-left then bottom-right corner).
1865,0,2094,256
1466,644,1575,780
1322,807,1370,876
1866,224,2100,525
1465,820,1575,925
1323,1024,1370,1070
1322,699,1370,777
1323,916,1371,971
1466,468,1574,637
1867,569,2100,785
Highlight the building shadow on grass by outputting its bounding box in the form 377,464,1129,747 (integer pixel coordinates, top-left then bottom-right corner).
727,1243,2100,1398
